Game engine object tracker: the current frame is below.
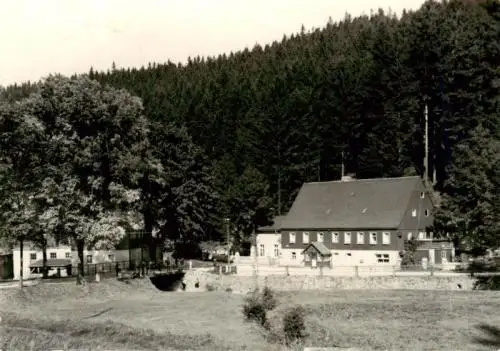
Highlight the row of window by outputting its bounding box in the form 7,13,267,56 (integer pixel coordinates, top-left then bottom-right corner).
408,232,433,240
30,252,71,260
295,250,445,261
29,252,114,263
289,231,391,245
288,251,391,263
376,254,390,263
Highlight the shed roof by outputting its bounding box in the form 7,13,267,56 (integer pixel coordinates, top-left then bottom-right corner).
258,215,287,232
29,259,71,268
302,242,332,257
282,176,422,230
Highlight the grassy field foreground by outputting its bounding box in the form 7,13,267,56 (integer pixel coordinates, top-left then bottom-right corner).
1,279,500,350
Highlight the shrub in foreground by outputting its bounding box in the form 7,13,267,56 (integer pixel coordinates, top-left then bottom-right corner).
473,276,500,290
242,287,277,328
261,286,278,311
283,306,307,345
243,293,268,327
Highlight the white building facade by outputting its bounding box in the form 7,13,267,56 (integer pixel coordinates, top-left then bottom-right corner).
12,241,136,280
13,242,72,280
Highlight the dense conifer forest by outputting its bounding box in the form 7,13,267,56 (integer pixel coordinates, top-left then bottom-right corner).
1,0,499,254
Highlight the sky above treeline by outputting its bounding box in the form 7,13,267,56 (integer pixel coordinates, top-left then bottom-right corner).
0,0,426,86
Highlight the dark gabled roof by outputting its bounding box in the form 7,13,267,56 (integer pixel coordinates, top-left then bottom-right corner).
282,176,422,230
29,259,71,268
302,242,332,257
258,215,287,232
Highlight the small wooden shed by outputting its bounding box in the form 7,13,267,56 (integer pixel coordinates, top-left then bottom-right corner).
302,242,332,268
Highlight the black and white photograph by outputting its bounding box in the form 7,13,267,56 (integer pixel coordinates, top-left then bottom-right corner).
0,0,499,350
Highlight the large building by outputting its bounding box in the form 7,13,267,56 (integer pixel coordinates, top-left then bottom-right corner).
254,215,285,265
257,175,454,268
9,232,147,280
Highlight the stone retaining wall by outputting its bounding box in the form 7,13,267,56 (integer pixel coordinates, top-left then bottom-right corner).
183,270,475,293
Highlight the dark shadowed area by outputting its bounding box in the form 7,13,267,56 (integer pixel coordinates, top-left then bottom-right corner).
149,272,186,291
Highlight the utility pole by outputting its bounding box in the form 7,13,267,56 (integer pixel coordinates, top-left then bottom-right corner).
277,172,281,216
432,113,437,186
252,224,259,290
19,238,24,290
128,231,132,270
277,145,282,216
224,218,231,267
423,102,435,265
246,214,258,290
424,103,429,185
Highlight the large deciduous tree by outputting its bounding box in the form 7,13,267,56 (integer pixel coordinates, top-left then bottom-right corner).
34,75,148,275
2,75,149,278
0,98,49,287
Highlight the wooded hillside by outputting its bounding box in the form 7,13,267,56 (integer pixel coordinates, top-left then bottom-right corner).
2,0,499,253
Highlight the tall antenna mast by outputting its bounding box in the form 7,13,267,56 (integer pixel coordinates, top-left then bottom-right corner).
424,103,429,185
432,121,437,186
277,145,281,215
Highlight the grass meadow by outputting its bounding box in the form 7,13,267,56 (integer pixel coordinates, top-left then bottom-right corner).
0,279,499,350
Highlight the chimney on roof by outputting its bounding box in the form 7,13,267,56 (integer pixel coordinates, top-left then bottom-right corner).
340,153,355,181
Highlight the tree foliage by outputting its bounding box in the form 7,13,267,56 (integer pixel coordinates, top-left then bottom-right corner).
2,0,500,254
226,167,273,246
434,125,500,254
139,121,220,257
1,75,222,267
1,76,151,275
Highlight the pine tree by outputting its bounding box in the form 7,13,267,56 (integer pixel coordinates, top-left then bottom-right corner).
434,124,500,255
139,121,220,257
2,0,499,250
226,167,273,250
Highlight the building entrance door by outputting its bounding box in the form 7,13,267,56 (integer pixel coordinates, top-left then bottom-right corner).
429,249,436,265
441,250,448,264
310,252,317,268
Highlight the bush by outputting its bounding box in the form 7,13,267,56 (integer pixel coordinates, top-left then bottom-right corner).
283,306,306,345
243,292,268,327
469,258,498,273
473,276,500,290
242,287,277,328
261,286,277,311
